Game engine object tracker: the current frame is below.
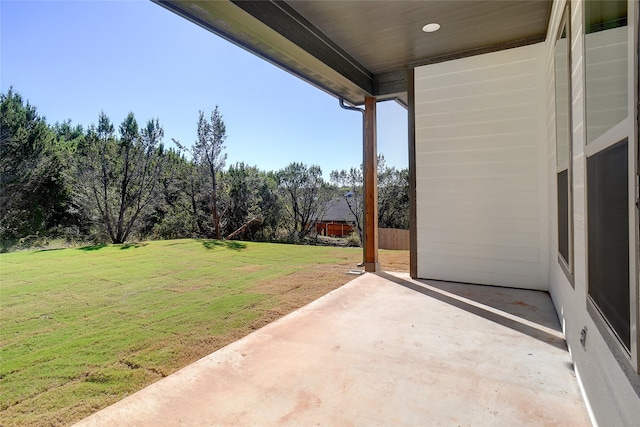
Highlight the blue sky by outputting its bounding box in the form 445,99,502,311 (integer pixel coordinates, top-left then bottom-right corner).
1,0,408,178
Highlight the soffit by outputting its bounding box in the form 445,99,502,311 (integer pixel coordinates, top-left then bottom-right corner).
154,0,551,106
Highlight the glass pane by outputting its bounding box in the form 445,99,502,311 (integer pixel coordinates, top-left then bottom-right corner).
584,0,628,144
555,23,570,166
587,139,630,350
557,170,569,264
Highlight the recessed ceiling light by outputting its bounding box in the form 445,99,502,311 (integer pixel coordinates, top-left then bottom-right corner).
422,23,441,33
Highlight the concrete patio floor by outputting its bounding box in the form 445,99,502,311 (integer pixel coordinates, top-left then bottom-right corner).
75,272,591,426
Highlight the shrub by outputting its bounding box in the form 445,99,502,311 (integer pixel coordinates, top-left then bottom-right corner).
346,231,361,247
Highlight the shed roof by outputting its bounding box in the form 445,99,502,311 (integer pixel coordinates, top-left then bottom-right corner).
153,0,551,106
320,197,359,223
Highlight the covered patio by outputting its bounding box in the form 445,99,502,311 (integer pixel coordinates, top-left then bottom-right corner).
75,0,638,423
75,272,589,426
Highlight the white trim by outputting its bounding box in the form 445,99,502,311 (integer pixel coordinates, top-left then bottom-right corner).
628,0,639,373
584,117,631,157
583,0,639,374
573,359,599,427
555,4,574,279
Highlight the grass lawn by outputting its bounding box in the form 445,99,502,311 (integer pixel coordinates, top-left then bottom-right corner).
0,239,408,426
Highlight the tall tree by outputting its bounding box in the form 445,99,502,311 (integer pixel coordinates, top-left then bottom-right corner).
254,170,283,240
74,112,166,243
151,149,209,239
0,88,71,249
174,107,227,239
224,162,259,238
278,162,330,240
223,163,283,240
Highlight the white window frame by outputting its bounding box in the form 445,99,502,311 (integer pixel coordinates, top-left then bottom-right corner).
555,4,574,284
583,0,639,375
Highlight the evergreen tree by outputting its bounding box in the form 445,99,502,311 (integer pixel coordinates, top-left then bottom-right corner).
223,163,283,240
0,88,72,249
174,107,227,239
150,149,208,239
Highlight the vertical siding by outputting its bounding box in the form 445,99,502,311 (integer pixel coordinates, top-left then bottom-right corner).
414,44,547,290
546,1,640,426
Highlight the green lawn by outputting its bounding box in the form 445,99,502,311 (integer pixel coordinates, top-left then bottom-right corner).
0,239,369,426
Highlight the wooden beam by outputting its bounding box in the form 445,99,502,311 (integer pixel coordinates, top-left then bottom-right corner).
363,96,379,272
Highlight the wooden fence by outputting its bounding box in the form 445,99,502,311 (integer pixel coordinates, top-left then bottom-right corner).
378,228,410,250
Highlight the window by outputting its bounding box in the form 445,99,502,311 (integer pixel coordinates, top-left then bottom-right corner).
587,139,629,348
584,0,638,372
555,6,572,280
584,0,628,145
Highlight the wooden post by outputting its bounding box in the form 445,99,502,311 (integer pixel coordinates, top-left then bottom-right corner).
363,96,379,272
408,68,418,278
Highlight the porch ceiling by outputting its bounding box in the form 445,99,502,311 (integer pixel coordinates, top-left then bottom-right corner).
153,0,551,105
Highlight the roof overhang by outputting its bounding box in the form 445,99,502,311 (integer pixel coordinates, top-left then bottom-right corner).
153,0,551,106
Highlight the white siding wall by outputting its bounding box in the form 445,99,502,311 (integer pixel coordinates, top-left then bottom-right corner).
414,44,548,290
546,1,640,425
411,0,639,422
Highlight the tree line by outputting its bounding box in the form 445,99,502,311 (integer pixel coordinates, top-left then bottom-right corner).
0,88,409,251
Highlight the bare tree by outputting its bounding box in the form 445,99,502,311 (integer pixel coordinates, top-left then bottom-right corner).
330,167,363,241
331,154,409,233
75,112,166,243
278,162,330,240
377,155,409,229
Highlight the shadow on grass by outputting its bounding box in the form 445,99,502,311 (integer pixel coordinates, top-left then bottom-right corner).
76,242,148,251
199,239,247,251
118,243,148,250
77,244,107,251
36,248,67,253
